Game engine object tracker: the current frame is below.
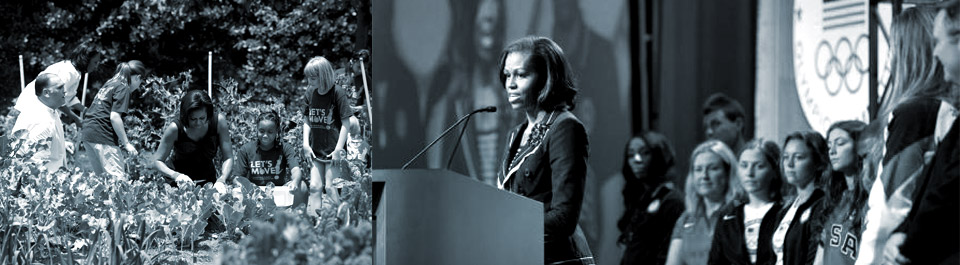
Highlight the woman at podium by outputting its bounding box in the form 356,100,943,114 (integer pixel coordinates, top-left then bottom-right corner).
496,36,594,265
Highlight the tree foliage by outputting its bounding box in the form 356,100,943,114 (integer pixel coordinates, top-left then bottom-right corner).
0,0,371,112
0,0,372,263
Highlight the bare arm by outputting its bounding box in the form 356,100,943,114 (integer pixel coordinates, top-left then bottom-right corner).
153,122,182,180
303,123,315,160
60,105,83,127
813,246,824,265
289,167,303,190
665,239,685,265
331,116,358,159
216,114,233,182
110,111,137,154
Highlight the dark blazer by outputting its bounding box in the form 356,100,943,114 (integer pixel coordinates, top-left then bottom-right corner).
708,201,783,265
499,111,592,264
898,118,959,264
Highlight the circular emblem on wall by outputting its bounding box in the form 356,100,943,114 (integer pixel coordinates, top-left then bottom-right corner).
794,0,885,135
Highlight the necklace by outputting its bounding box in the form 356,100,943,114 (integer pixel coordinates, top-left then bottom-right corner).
525,110,558,148
507,110,559,172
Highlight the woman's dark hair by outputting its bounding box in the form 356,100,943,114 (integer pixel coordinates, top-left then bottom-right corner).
781,131,831,200
617,132,676,244
179,89,215,129
498,36,578,111
737,138,785,204
822,120,869,234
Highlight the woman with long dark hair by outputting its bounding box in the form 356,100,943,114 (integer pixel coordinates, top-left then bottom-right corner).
496,36,593,264
617,132,684,265
152,89,234,187
771,131,831,265
812,121,868,265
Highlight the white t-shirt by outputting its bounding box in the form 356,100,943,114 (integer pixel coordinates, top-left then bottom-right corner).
10,98,65,172
744,201,775,263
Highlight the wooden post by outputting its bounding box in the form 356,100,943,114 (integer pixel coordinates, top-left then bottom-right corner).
208,51,213,98
360,57,372,128
19,55,25,90
82,73,89,105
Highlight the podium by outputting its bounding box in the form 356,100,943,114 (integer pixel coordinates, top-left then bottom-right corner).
373,169,544,265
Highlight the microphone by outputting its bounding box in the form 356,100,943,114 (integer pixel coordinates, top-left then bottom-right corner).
402,106,498,170
473,106,496,113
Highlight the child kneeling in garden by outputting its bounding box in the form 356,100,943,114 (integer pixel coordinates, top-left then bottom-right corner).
302,56,358,216
233,110,306,207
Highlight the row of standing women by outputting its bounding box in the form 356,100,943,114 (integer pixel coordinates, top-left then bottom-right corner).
617,125,867,265
615,2,958,265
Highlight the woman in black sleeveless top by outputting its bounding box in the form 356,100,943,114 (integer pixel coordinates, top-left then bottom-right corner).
152,89,234,186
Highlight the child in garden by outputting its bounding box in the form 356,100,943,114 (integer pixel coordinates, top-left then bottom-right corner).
302,56,358,215
81,60,147,179
233,110,305,207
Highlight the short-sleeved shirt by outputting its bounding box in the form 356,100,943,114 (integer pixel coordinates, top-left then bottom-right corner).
233,141,300,186
671,212,717,265
303,86,352,158
81,80,133,145
819,193,863,265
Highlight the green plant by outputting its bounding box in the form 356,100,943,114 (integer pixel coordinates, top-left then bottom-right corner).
0,68,373,264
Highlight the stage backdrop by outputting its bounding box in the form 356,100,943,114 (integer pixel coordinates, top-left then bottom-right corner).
756,0,893,141
372,0,631,256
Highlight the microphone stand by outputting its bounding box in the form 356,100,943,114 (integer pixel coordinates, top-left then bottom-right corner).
446,114,471,169
402,107,495,170
402,110,479,170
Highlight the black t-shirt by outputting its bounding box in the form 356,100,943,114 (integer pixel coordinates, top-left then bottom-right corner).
81,80,133,145
234,141,300,186
304,86,352,158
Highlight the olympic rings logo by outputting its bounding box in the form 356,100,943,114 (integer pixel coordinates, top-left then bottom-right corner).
814,35,869,96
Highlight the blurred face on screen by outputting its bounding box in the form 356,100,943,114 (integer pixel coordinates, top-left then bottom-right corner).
475,0,500,61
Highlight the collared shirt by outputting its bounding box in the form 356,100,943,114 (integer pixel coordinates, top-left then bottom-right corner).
10,98,65,172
